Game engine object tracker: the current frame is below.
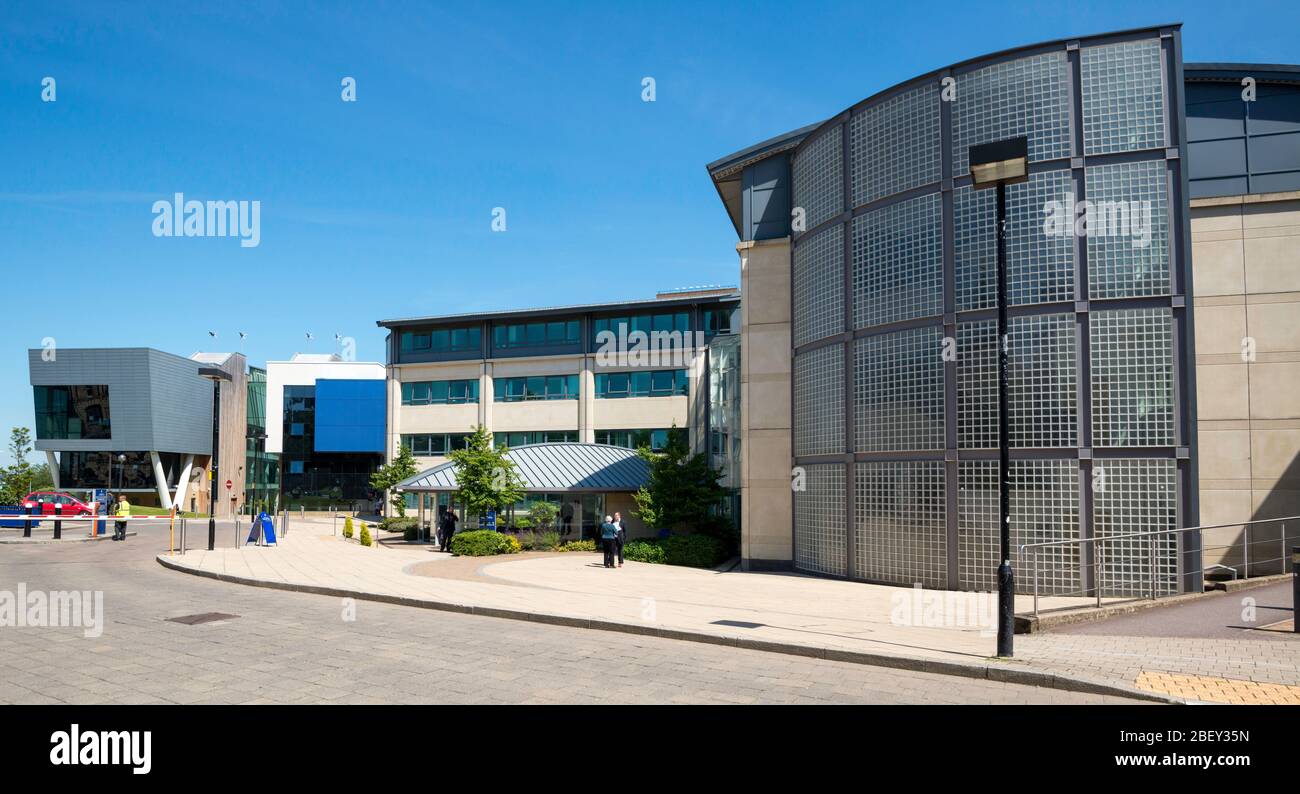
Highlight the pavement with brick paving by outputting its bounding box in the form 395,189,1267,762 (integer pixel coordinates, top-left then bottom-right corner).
0,520,1132,704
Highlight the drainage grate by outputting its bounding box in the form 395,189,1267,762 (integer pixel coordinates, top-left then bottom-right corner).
711,619,764,629
166,612,239,625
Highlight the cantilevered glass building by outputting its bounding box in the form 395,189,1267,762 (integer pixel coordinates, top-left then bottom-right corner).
709,24,1200,595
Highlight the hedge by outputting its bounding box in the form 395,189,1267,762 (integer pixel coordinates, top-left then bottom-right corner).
623,535,727,568
449,530,521,557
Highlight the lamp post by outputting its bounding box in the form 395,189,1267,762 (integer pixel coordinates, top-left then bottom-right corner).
968,136,1029,659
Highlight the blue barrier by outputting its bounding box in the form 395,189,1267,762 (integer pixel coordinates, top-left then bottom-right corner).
0,506,29,529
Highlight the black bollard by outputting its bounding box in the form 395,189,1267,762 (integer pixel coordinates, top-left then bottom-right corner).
53,502,62,540
23,504,32,538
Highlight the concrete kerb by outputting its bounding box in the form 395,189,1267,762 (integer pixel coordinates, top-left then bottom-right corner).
0,531,138,545
155,553,1178,704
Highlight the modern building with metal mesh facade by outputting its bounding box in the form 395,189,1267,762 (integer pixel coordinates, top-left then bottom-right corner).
783,26,1199,595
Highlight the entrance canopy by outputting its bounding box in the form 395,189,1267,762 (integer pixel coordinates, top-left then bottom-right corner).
395,443,650,494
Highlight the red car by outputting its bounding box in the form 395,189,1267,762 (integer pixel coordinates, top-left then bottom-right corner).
22,491,94,516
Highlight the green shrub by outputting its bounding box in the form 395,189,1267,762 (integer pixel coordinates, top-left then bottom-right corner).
513,515,534,530
528,501,559,532
535,530,561,551
449,529,519,556
359,522,372,547
403,525,422,541
621,535,727,568
380,516,418,531
558,539,597,552
342,516,354,539
623,539,666,564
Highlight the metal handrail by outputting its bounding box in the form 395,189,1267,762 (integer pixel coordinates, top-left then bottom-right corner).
1020,514,1299,618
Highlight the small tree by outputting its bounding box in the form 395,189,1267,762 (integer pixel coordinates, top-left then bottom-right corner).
633,429,728,541
448,425,525,524
529,500,559,532
343,516,354,539
0,427,47,505
359,522,372,547
370,443,420,518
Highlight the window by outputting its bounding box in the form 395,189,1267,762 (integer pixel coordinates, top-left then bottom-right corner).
33,385,111,440
288,460,304,474
594,370,688,398
703,308,735,336
592,312,690,345
493,375,579,401
400,326,481,354
401,379,480,405
492,319,580,349
493,430,578,448
400,433,472,456
290,422,305,436
596,428,684,451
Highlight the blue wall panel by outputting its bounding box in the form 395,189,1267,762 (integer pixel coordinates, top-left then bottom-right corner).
313,379,385,453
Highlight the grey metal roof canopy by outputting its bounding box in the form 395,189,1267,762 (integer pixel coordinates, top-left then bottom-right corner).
396,443,651,493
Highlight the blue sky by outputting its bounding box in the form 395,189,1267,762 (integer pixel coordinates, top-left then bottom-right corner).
1,1,1297,461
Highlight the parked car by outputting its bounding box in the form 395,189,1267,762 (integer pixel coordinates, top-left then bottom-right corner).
21,491,94,516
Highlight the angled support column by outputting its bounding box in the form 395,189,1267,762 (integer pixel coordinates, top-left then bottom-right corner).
172,454,195,513
45,451,60,489
151,451,173,511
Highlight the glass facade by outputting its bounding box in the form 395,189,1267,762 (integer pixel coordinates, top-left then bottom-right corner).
58,451,182,491
281,385,381,509
245,367,279,513
788,28,1194,595
33,385,111,440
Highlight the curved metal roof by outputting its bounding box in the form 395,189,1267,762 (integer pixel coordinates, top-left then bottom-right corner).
396,443,650,493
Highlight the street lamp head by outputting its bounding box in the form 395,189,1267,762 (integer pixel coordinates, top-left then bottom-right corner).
968,136,1029,190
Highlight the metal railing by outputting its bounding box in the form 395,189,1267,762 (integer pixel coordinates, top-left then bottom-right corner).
1020,515,1299,618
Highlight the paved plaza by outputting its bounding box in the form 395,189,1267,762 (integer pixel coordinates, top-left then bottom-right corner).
0,521,1131,705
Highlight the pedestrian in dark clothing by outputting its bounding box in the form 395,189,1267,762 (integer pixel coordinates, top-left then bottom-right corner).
435,506,447,546
442,508,459,552
613,511,626,567
600,515,618,568
560,500,575,537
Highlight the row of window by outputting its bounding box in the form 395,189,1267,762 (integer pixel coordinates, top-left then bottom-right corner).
400,433,473,456
594,370,689,399
494,430,578,447
401,379,480,405
399,371,689,404
400,326,481,354
398,307,737,360
494,375,580,402
595,428,684,452
493,320,581,349
33,385,112,440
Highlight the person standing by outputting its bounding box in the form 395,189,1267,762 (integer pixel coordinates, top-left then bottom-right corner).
613,511,626,568
443,507,459,552
560,500,575,537
600,515,618,568
435,505,447,547
113,493,131,541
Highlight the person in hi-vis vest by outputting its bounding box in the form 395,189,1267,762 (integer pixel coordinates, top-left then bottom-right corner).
113,494,131,541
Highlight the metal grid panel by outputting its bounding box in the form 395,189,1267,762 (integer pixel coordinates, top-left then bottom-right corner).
850,83,941,206
954,168,1076,310
792,128,844,231
854,326,945,453
792,224,845,347
1081,38,1167,156
852,192,944,329
951,50,1071,176
958,460,1082,594
855,461,946,588
795,463,846,577
1009,313,1077,448
1084,159,1171,299
957,319,998,449
794,344,845,457
1090,308,1175,447
1093,458,1177,597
